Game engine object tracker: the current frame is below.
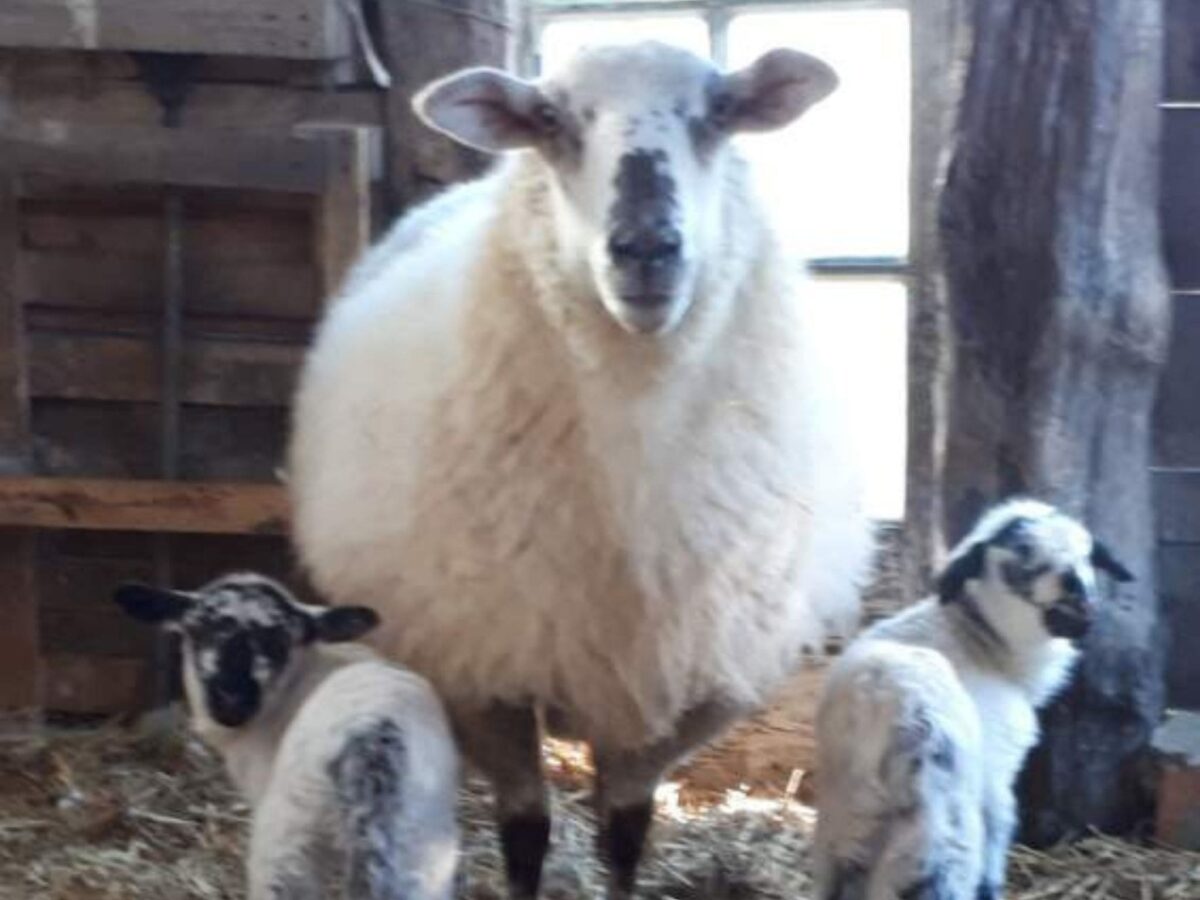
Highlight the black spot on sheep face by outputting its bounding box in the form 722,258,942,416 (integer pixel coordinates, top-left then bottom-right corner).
413,42,838,336
937,499,1133,642
113,573,381,730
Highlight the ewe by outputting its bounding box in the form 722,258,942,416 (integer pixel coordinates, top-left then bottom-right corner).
290,41,874,898
815,499,1133,900
116,573,459,900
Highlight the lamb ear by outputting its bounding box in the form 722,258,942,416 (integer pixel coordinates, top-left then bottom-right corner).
1091,540,1135,583
311,606,381,643
113,582,193,624
719,48,838,133
936,541,988,604
413,67,550,152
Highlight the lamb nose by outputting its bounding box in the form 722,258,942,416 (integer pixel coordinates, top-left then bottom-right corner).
608,226,682,265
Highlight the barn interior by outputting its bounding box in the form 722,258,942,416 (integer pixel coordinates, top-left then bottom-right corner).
0,1,1197,898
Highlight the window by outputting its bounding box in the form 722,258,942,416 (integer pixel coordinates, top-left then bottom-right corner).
527,0,911,519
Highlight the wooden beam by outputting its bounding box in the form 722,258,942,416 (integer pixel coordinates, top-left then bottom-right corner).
27,332,303,408
0,137,40,725
0,122,337,193
938,0,1168,843
11,79,384,132
0,0,351,61
0,477,289,535
43,654,149,715
378,0,511,213
306,125,375,300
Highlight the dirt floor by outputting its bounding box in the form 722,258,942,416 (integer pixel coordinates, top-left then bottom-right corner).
2,714,1199,900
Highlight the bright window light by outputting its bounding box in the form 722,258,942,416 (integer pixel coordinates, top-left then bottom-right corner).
728,9,910,259
804,278,908,521
538,15,710,73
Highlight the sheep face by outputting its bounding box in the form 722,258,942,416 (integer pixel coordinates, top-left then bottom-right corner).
414,43,837,335
114,573,379,730
937,500,1134,642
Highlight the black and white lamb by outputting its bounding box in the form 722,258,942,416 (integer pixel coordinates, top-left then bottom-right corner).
814,498,1134,900
115,572,459,900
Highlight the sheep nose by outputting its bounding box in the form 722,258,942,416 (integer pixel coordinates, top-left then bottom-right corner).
608,226,682,266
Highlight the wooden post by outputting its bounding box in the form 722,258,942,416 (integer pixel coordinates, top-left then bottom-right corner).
936,0,1171,842
0,153,40,732
903,0,969,602
376,0,512,214
308,125,374,300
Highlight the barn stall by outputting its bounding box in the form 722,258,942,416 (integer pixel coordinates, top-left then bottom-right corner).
0,0,1198,897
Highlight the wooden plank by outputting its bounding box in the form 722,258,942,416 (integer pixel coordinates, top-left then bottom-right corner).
32,402,290,481
22,205,312,264
28,332,303,407
0,477,288,535
1155,296,1200,467
1160,544,1200,709
0,532,39,717
40,555,155,611
171,533,311,598
18,251,319,319
1163,110,1200,289
306,125,375,300
1,122,335,193
19,179,313,213
43,653,148,715
0,0,351,61
40,607,155,658
1166,0,1200,101
32,401,157,478
179,407,289,481
24,305,315,344
12,79,383,131
0,124,40,722
1156,470,1200,544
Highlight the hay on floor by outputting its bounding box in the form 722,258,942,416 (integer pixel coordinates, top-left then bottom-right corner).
0,724,1197,899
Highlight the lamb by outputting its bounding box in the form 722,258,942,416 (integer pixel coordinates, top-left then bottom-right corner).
288,41,875,898
114,572,460,900
813,499,1134,900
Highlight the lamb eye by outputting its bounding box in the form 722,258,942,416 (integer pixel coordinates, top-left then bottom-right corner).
535,104,561,134
710,93,735,125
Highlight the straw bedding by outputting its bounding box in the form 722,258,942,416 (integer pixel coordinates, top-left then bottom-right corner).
0,723,1195,900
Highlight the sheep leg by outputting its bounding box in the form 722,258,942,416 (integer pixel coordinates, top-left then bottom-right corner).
247,831,322,900
977,793,1016,900
591,699,744,899
450,700,549,900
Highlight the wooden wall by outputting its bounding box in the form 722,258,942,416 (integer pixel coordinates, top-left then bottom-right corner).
0,43,382,718
1158,0,1200,710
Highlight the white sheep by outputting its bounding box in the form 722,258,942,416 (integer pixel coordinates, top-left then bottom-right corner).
288,41,875,898
114,572,460,900
814,499,1134,900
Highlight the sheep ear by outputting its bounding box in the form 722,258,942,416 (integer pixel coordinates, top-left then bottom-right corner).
311,606,380,643
719,48,838,133
1091,540,1134,583
937,541,988,604
413,67,550,153
113,582,193,624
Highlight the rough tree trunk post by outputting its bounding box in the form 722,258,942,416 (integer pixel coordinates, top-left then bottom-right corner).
937,0,1171,843
903,0,969,603
376,0,513,215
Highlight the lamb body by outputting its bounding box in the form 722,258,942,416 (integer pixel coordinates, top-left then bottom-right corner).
116,573,460,900
815,499,1134,900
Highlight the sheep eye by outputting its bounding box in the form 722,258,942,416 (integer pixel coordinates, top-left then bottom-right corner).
710,93,736,126
535,104,561,134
